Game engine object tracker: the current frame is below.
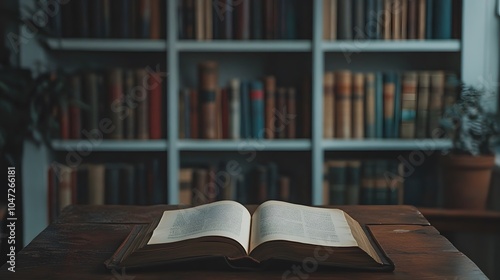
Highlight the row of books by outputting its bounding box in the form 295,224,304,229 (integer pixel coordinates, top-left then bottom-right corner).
180,61,310,139
178,0,312,40
180,162,294,205
323,159,402,206
323,70,459,139
58,68,164,140
323,0,459,40
47,160,165,222
46,0,165,39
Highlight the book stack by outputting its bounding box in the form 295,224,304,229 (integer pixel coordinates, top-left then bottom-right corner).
178,0,312,40
180,162,293,205
323,70,459,139
323,159,403,205
179,61,311,139
58,68,165,140
47,0,165,38
323,0,458,40
47,159,165,223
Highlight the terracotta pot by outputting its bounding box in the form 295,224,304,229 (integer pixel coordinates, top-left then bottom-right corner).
441,155,494,210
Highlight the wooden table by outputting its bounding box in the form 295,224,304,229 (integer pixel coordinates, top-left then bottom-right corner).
0,205,487,279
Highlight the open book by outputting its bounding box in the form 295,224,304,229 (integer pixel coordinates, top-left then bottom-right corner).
105,200,394,271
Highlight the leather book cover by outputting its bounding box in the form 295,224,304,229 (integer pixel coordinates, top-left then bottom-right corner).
199,61,218,139
352,73,365,139
149,72,163,139
135,69,149,140
335,71,352,139
417,0,426,39
264,76,276,139
400,72,418,139
250,81,265,139
364,73,376,138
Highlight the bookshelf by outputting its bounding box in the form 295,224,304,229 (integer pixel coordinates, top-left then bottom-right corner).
18,0,494,244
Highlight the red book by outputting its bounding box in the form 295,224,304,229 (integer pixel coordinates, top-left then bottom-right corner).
190,89,199,139
221,88,229,139
149,72,163,139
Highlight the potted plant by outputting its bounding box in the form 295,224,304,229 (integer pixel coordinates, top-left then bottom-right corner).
440,85,499,209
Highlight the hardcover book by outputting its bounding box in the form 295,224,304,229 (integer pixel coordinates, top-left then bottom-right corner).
105,200,395,271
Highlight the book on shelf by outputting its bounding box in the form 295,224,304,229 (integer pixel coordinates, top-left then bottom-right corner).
179,0,311,40
49,0,165,39
322,0,457,41
105,200,395,271
323,69,458,139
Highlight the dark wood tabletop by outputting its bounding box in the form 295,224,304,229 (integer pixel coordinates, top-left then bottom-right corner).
0,205,487,279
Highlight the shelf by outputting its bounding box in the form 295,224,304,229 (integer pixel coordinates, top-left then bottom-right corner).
177,139,312,151
322,139,452,151
176,40,312,52
51,140,168,152
45,39,167,52
322,40,461,52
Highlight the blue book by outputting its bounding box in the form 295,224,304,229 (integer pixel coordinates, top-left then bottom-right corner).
250,81,264,139
151,159,164,204
285,0,297,39
240,82,251,139
361,161,375,205
373,160,388,205
224,0,233,39
375,73,384,138
393,73,401,138
329,161,347,205
365,0,376,39
105,165,120,205
425,0,433,39
251,0,263,39
433,0,452,39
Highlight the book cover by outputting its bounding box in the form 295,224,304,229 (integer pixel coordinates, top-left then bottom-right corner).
179,168,194,205
123,70,136,139
264,76,276,139
400,72,418,139
323,0,332,40
149,72,163,139
102,0,112,37
250,81,265,139
365,73,376,138
301,77,312,138
89,0,104,38
276,87,287,139
151,0,161,39
337,0,353,39
375,72,384,138
428,71,444,138
179,89,188,139
235,0,250,39
135,69,149,140
183,0,195,39
335,71,352,139
240,81,251,139
190,89,199,139
352,73,365,139
221,88,229,139
76,0,90,38
222,0,234,39
425,0,433,39
415,72,430,138
229,79,240,139
323,72,335,139
195,0,205,40
400,0,408,39
417,0,426,39
391,0,401,40
407,0,418,39
328,161,347,205
382,73,395,138
138,0,152,38
383,0,391,39
88,164,105,205
108,69,124,139
287,87,297,139
393,72,402,138
251,0,264,39
69,75,82,139
432,0,452,39
353,0,365,39
204,0,213,40
264,0,275,39
105,164,121,205
198,61,218,139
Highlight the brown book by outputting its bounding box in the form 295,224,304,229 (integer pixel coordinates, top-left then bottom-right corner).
149,71,164,138
123,69,136,139
383,0,392,40
301,77,311,138
88,164,105,205
417,0,426,39
179,89,188,139
221,88,229,139
323,72,335,138
69,75,82,139
415,72,430,138
135,69,149,139
276,87,287,139
264,76,276,139
287,87,297,139
365,73,376,138
195,0,205,40
58,165,73,212
198,61,218,139
190,89,199,139
407,0,417,39
392,0,401,40
400,72,418,139
428,71,445,138
323,163,330,205
400,0,408,39
336,71,352,139
206,166,217,203
204,0,212,40
105,201,395,271
108,69,124,140
329,0,338,40
215,88,223,139
184,0,195,39
264,0,274,39
150,0,161,39
323,0,331,40
192,168,208,205
352,73,364,139
279,176,291,201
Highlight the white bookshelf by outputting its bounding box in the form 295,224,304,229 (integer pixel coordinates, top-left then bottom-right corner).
51,140,168,152
322,139,453,151
176,40,312,52
177,140,312,151
321,40,461,52
45,38,167,52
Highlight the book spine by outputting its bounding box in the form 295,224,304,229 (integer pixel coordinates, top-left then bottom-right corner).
101,0,111,38
76,0,89,38
121,0,132,38
285,0,297,39
122,165,135,205
195,0,205,40
190,89,199,138
415,72,430,138
267,163,279,200
352,73,365,139
383,0,391,39
323,72,335,138
264,76,276,139
123,70,136,139
400,72,418,139
69,75,82,139
264,0,274,39
83,72,100,133
330,0,338,40
184,0,195,39
302,77,311,138
108,69,123,139
354,0,365,39
337,0,353,39
151,159,164,204
240,82,251,139
279,176,291,201
361,161,375,205
228,79,240,139
212,0,221,39
276,87,287,139
328,161,347,205
198,61,218,139
277,0,286,39
428,71,444,137
250,81,265,139
136,163,147,205
417,0,426,39
149,72,163,139
387,161,401,204
373,160,388,205
251,0,263,39
375,72,384,138
58,165,73,212
432,0,452,39
287,87,297,139
139,0,152,38
88,165,105,205
105,165,120,204
179,89,187,139
135,69,149,140
393,72,402,138
400,0,408,39
255,165,268,203
425,0,433,39
365,73,376,138
407,0,418,39
391,0,401,40
89,0,104,38
221,88,229,139
179,168,193,205
335,71,352,139
323,0,331,40
383,73,395,138
346,161,362,205
204,0,213,40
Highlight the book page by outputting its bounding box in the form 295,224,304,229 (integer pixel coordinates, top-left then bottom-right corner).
148,201,251,253
250,201,358,252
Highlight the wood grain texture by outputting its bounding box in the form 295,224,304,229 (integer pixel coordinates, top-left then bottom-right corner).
0,205,486,279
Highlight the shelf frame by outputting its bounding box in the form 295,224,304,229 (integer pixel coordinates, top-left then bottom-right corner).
321,40,461,52
45,38,167,52
51,140,168,152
